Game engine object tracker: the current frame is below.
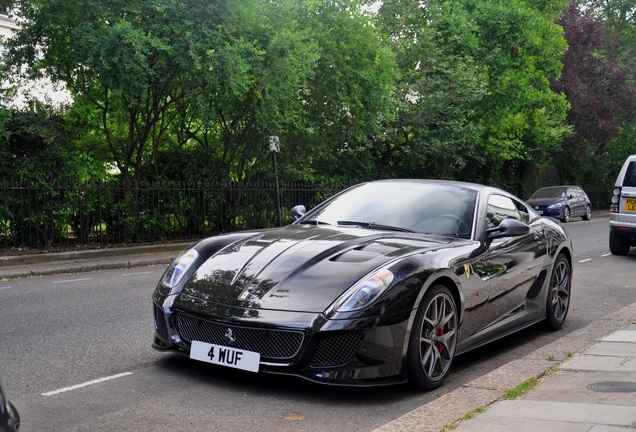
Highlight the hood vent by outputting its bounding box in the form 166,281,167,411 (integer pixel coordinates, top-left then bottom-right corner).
331,242,399,263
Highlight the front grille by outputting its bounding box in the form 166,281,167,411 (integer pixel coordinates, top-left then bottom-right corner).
176,312,304,360
154,304,170,341
310,332,364,367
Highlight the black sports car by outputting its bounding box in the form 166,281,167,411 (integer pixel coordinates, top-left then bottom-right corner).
152,180,573,389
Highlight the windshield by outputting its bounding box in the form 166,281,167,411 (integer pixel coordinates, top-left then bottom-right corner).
299,182,477,239
530,187,567,199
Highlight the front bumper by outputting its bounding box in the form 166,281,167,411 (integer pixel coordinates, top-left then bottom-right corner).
152,292,412,386
534,207,564,219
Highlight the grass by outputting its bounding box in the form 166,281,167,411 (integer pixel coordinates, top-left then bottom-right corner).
443,407,488,430
502,377,540,399
443,365,562,430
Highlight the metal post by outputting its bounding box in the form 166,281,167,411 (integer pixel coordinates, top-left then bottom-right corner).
269,136,282,227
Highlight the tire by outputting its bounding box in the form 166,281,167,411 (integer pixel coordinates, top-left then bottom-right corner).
545,254,571,330
560,206,570,223
583,205,592,221
407,284,458,390
609,233,631,256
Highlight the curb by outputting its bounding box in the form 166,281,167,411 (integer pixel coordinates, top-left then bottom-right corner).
0,242,190,268
0,256,177,279
0,243,190,280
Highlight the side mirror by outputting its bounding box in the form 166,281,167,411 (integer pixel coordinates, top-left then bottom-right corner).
290,205,306,220
486,218,530,240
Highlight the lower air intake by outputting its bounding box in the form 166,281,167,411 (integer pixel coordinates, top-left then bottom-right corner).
310,332,364,367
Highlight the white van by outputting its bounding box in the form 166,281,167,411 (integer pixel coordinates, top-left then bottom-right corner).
609,154,636,255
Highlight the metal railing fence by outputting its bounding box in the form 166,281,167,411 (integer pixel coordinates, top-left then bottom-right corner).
0,179,350,253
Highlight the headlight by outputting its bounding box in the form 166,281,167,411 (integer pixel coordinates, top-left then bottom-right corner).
334,268,394,312
161,248,199,288
548,202,563,209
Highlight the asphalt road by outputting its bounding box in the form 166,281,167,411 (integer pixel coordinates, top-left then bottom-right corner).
1,213,634,431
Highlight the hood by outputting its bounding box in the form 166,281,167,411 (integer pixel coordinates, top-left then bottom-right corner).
526,197,565,207
182,224,450,313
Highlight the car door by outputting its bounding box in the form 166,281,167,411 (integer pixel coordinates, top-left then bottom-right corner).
476,194,547,329
571,187,583,216
565,187,577,217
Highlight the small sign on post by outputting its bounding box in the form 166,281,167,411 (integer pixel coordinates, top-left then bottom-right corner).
269,136,280,153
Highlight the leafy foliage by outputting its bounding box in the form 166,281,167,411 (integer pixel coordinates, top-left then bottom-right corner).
550,2,636,188
376,0,571,193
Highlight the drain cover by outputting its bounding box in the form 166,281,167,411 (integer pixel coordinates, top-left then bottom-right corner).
587,382,636,393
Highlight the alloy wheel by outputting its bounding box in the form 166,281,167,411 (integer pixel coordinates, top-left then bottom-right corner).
549,258,570,323
418,291,457,381
561,206,570,223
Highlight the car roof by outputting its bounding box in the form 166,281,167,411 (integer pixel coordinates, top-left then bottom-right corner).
366,179,492,193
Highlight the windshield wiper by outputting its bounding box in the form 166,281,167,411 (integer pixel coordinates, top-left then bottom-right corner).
337,220,414,233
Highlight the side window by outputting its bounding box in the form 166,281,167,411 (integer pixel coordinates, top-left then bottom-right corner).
623,162,636,187
513,198,530,223
486,195,521,228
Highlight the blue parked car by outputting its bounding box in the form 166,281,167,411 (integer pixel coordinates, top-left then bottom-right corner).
526,186,592,223
0,378,19,432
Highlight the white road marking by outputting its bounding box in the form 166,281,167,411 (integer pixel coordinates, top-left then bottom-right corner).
42,372,133,396
601,253,612,257
52,278,92,284
578,258,592,263
121,271,152,276
0,286,11,290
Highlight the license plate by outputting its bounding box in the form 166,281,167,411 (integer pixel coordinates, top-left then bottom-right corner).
626,198,636,212
190,341,260,373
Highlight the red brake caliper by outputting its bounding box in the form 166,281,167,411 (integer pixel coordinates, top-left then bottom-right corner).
435,307,445,353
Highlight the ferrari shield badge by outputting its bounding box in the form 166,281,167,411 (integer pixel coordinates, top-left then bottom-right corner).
464,264,471,280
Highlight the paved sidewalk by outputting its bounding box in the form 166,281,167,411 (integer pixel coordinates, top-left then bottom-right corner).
1,245,635,431
454,322,636,431
376,304,636,432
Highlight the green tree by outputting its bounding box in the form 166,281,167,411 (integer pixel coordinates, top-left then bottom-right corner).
4,0,393,186
174,0,322,183
375,0,488,179
4,0,203,185
376,0,571,192
550,3,635,188
281,0,396,183
572,0,636,186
